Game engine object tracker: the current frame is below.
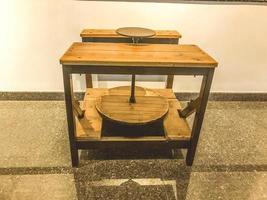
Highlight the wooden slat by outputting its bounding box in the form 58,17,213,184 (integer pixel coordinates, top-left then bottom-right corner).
75,98,101,140
80,29,181,39
109,86,146,96
60,43,218,68
145,88,176,99
75,87,191,141
164,99,191,140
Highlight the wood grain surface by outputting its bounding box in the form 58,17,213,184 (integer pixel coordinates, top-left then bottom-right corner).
80,29,181,39
75,87,191,140
60,42,218,67
95,95,169,124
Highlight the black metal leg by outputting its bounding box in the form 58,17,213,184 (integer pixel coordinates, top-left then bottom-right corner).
129,74,136,103
63,67,79,167
186,69,214,166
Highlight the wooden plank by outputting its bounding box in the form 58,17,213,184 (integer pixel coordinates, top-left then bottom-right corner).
75,97,101,140
76,139,189,149
60,43,218,68
75,87,191,141
85,88,109,98
145,88,176,99
164,99,191,140
109,86,146,96
80,29,182,39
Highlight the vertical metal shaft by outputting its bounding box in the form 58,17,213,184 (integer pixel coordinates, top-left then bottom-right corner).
129,36,138,103
129,74,136,103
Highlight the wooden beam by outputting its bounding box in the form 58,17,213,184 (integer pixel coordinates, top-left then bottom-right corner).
178,97,200,118
73,99,85,119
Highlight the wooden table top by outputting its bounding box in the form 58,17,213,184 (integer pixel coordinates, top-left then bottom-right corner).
80,29,182,39
60,42,218,68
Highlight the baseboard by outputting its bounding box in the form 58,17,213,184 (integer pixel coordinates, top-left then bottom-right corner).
0,91,266,101
0,92,84,101
175,92,267,101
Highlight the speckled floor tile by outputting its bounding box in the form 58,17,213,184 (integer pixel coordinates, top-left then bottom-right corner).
74,159,163,194
1,101,266,168
185,172,267,200
73,148,188,200
76,147,183,180
158,158,267,200
75,150,180,200
191,101,267,167
76,178,173,200
0,101,267,199
0,174,77,200
0,101,71,168
158,158,192,200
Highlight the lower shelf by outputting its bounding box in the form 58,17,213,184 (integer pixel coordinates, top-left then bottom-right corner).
75,87,192,143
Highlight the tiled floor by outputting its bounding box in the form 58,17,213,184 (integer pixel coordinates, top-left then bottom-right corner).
0,101,266,200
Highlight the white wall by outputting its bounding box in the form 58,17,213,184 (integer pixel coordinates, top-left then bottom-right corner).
0,0,267,92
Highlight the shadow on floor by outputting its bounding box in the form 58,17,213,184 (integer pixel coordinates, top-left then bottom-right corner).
73,148,192,200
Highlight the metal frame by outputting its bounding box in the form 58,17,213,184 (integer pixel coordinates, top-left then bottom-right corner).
62,65,214,167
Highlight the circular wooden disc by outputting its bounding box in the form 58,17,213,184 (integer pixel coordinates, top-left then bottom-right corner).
96,95,169,125
108,86,146,96
116,27,156,39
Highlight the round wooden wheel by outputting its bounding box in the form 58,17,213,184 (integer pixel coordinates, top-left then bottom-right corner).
116,27,156,39
95,87,169,125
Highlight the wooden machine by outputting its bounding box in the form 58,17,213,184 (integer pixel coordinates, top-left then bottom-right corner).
60,28,217,167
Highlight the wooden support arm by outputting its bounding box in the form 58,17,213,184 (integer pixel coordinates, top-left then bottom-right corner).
178,97,200,118
73,99,85,118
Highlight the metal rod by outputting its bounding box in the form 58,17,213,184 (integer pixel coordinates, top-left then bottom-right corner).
129,74,136,103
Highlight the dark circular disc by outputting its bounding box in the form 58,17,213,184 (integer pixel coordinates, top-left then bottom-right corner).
116,27,156,39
